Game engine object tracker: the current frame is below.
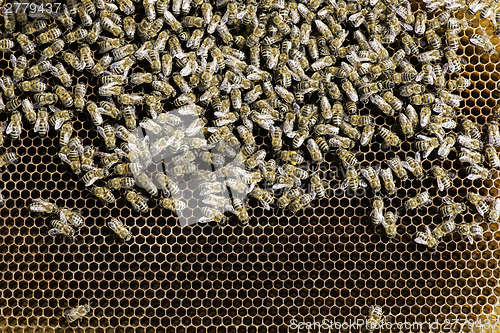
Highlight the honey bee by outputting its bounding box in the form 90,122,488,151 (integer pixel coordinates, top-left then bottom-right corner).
244,149,266,170
53,86,73,108
281,164,308,180
355,124,374,147
339,121,360,140
465,164,490,181
457,222,483,244
19,98,35,123
106,176,134,190
62,51,86,71
370,94,393,117
366,305,384,333
401,153,424,180
11,55,27,83
6,111,21,140
79,146,96,172
122,16,136,39
229,197,249,225
399,83,424,98
0,76,14,99
23,20,47,35
470,29,495,54
485,144,500,169
417,49,443,63
48,219,75,238
173,162,198,176
50,63,72,88
378,127,401,147
349,115,372,127
59,123,73,148
447,77,471,92
289,192,315,213
125,190,149,212
65,305,91,323
418,106,431,129
382,210,398,238
459,118,479,138
36,27,62,44
336,148,357,168
405,191,432,211
97,124,116,150
82,168,110,187
116,0,135,15
487,121,500,147
310,173,327,199
108,217,132,241
488,198,500,224
413,135,439,158
136,173,158,197
249,187,274,210
159,197,187,212
440,196,467,218
91,54,113,76
65,27,89,44
306,138,323,163
34,108,49,136
74,83,87,112
361,166,382,193
434,218,457,241
85,102,104,127
257,159,276,184
59,208,84,228
154,172,179,196
431,166,454,192
18,78,46,93
199,207,226,226
370,196,385,226
29,198,59,215
458,134,483,151
437,135,456,160
414,225,439,249
340,166,364,193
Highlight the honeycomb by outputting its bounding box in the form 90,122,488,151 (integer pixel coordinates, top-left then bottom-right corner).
1,4,500,333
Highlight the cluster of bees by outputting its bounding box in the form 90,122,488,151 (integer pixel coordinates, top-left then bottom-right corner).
0,0,498,325
28,197,131,240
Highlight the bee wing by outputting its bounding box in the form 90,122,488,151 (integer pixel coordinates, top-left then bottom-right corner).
10,54,16,67
97,126,106,138
59,210,69,223
84,176,98,187
53,118,66,131
198,216,213,224
48,228,63,236
107,221,118,232
414,232,429,245
443,196,453,204
436,178,444,192
475,204,486,216
259,199,271,211
466,174,482,180
422,147,435,159
464,234,474,245
416,134,432,141
58,153,71,165
340,178,349,190
360,168,370,181
5,121,14,135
